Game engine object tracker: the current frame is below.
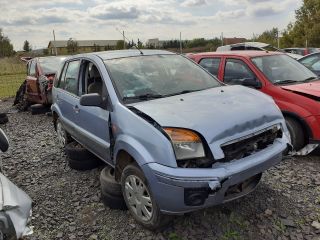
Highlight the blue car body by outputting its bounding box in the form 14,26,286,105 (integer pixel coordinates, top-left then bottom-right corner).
52,50,290,214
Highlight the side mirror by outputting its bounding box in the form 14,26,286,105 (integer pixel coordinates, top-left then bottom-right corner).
0,128,9,152
80,93,103,107
242,78,262,89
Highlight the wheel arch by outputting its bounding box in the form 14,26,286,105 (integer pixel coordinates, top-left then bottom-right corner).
282,110,312,144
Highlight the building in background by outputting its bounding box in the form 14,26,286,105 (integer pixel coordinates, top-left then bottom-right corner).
48,40,121,55
146,38,164,48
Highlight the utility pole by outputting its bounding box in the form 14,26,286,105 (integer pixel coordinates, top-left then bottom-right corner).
221,32,224,46
179,32,182,54
277,29,280,49
306,39,308,48
123,31,126,49
52,29,57,56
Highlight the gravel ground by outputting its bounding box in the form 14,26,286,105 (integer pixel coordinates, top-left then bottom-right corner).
0,98,319,240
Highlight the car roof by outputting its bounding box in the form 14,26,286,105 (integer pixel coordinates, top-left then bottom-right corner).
69,49,175,60
298,52,320,61
191,50,285,58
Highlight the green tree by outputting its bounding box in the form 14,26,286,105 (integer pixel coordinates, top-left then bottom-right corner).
281,0,320,47
256,28,279,47
0,28,14,57
23,40,31,52
67,38,78,54
116,40,125,50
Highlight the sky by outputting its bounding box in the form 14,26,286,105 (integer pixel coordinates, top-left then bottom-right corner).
0,0,302,51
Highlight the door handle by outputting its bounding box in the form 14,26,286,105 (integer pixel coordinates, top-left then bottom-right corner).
73,105,80,113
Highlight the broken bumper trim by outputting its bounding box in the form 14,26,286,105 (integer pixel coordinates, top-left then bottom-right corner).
142,139,286,214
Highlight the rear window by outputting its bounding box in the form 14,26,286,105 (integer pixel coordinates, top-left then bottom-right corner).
39,57,66,74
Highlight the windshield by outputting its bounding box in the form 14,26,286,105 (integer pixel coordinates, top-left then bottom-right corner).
251,54,317,84
39,57,66,74
105,55,221,102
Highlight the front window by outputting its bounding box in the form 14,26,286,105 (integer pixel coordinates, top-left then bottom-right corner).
104,55,221,102
39,57,66,74
251,54,317,84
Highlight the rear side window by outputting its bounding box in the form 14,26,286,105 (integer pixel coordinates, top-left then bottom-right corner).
28,60,36,76
199,58,221,76
64,60,80,95
224,59,255,85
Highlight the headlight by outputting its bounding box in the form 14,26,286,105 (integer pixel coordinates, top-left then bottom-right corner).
164,128,205,160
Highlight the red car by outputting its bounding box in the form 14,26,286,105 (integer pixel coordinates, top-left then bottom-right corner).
14,56,66,110
188,51,320,151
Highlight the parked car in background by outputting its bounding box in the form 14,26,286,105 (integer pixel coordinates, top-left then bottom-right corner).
188,51,320,152
14,56,66,110
0,128,33,239
52,49,289,230
298,52,320,76
216,42,301,59
283,48,319,56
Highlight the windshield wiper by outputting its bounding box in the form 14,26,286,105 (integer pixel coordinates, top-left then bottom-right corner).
303,76,318,82
123,93,163,101
164,89,203,97
274,80,299,85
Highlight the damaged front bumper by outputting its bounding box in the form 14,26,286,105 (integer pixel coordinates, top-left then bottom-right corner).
0,173,33,239
142,138,287,215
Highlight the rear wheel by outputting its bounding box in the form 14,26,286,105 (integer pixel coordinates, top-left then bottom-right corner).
56,118,69,148
121,164,172,231
285,117,305,151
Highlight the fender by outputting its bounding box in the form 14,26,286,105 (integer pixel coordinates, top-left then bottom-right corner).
282,110,313,139
276,99,313,119
113,134,159,168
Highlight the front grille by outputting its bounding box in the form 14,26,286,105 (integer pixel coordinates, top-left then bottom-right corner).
221,125,282,162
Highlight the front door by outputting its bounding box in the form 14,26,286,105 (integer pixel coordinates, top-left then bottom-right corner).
76,60,111,163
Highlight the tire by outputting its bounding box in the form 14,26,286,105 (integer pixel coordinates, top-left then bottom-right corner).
30,104,49,115
65,141,99,162
14,81,29,111
101,189,127,210
56,118,71,148
68,157,101,171
121,164,172,231
285,117,305,151
100,166,122,196
0,115,8,124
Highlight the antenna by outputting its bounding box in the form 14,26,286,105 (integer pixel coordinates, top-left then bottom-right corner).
115,27,143,55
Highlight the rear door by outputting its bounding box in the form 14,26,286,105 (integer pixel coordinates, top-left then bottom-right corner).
55,60,81,137
26,60,40,102
198,57,222,78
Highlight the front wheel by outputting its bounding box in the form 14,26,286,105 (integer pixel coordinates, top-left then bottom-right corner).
121,164,172,231
285,117,305,151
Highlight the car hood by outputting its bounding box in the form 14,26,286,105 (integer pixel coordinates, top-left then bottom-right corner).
131,85,286,159
281,80,320,98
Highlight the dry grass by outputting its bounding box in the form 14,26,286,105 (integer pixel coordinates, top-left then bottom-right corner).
0,57,26,98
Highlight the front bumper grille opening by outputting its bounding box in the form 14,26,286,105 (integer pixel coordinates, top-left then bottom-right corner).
221,126,282,162
224,173,262,201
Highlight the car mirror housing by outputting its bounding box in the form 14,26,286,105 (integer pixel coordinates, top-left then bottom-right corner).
242,78,262,89
80,93,103,107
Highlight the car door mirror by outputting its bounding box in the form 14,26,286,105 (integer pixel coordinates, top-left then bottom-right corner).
0,128,9,152
80,93,103,107
242,78,262,89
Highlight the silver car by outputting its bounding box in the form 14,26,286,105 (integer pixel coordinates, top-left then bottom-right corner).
52,49,290,230
0,129,32,239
